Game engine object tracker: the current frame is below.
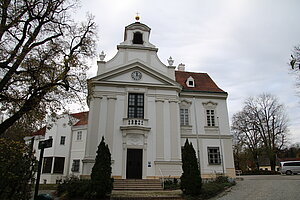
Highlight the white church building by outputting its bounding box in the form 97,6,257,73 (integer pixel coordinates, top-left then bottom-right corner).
26,19,235,183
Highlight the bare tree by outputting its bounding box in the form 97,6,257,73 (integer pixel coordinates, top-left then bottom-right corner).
0,0,97,135
290,46,300,95
290,46,300,70
232,110,263,170
232,94,288,171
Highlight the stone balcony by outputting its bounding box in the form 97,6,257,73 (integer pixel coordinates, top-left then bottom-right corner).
124,118,148,126
120,118,151,133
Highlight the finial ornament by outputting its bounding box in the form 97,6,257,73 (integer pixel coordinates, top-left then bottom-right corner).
135,12,140,21
99,51,106,61
167,56,174,66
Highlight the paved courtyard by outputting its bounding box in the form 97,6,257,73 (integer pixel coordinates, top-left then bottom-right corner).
214,175,300,200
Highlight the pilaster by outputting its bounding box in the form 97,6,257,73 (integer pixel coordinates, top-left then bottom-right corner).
155,99,164,160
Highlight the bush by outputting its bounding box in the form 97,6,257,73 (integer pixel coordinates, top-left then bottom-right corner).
183,176,235,200
200,182,224,199
57,177,91,199
199,176,235,199
164,178,180,190
0,138,36,200
215,176,229,183
57,137,113,199
242,170,280,175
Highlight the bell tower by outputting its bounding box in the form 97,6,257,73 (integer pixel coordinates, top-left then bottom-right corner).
118,15,156,49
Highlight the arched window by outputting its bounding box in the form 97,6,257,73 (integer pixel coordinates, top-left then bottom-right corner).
133,32,143,44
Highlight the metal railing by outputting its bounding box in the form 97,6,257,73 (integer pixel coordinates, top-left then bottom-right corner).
158,166,165,189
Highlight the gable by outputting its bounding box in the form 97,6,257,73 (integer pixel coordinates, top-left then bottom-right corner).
90,62,181,88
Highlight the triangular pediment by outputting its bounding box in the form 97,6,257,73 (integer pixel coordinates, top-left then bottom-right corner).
90,61,180,88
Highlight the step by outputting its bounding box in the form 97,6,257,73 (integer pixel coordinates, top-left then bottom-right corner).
113,179,163,191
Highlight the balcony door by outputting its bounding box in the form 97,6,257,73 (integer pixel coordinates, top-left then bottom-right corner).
128,93,144,119
126,149,143,179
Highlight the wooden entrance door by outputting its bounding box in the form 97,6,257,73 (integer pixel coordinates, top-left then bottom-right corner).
126,149,143,179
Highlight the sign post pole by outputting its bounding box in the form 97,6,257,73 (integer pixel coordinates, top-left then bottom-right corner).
33,139,53,200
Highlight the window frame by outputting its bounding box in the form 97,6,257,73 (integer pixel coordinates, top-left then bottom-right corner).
76,131,82,141
53,157,65,174
71,159,80,172
206,109,216,127
180,108,189,126
60,136,66,145
186,76,195,87
128,93,144,119
42,157,53,173
207,147,221,165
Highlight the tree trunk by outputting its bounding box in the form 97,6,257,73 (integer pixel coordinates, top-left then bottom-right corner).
269,154,277,171
253,152,260,170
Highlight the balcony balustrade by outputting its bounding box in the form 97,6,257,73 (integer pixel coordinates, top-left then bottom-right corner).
123,118,148,126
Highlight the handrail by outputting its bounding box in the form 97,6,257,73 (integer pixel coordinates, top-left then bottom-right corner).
158,166,164,189
235,170,242,176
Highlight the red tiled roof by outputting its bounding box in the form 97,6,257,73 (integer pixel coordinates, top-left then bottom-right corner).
175,71,226,93
32,126,46,136
70,111,89,126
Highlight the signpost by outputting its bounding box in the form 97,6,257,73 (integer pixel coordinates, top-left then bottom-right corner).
34,138,53,200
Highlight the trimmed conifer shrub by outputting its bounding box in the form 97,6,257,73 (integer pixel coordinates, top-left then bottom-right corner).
90,136,113,198
180,139,202,196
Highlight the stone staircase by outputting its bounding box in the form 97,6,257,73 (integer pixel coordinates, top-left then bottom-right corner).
113,179,163,190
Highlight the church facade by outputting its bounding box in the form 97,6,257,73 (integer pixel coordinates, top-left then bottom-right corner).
82,20,235,179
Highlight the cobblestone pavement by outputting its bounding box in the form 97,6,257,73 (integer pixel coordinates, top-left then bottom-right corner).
214,175,300,200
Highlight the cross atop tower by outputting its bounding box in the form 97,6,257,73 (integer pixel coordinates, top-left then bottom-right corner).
135,12,140,21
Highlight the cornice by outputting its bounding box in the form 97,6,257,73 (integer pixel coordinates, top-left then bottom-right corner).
90,81,182,92
154,160,182,165
181,134,233,139
179,91,228,99
117,45,158,52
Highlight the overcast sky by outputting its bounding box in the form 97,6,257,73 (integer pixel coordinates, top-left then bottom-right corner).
74,0,300,143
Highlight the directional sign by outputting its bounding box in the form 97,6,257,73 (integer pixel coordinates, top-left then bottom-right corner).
38,138,53,149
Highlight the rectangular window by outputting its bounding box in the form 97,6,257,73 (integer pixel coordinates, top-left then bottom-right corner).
208,147,221,165
206,110,215,126
72,160,80,172
77,131,82,141
60,136,66,145
128,93,144,118
180,109,189,125
53,157,65,174
42,157,53,173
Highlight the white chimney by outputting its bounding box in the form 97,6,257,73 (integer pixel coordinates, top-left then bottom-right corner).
178,63,185,71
